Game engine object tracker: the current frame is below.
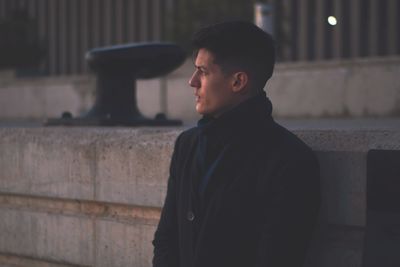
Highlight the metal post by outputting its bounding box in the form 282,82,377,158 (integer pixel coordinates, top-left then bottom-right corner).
254,2,274,35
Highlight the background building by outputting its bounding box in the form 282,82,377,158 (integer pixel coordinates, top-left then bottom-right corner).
0,0,399,76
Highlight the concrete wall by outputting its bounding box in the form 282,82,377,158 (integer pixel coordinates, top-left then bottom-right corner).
0,75,95,122
0,126,399,267
0,127,180,267
1,57,400,124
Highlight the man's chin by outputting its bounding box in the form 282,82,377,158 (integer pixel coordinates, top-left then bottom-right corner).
196,105,218,117
195,105,205,115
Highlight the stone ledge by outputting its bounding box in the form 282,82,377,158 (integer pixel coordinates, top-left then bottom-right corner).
0,126,399,267
0,208,94,266
0,193,160,225
0,252,89,267
0,127,182,207
1,126,399,226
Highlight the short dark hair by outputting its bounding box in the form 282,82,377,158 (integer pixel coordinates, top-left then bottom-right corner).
191,20,275,90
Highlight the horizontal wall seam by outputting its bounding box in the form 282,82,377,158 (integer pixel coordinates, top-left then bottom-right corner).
0,192,161,225
0,252,90,267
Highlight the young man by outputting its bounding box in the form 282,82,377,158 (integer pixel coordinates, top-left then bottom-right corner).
153,21,320,267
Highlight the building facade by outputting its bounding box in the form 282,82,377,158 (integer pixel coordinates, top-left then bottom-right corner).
0,0,399,76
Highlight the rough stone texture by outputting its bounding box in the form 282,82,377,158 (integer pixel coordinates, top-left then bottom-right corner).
94,129,177,207
1,57,400,123
0,128,96,200
0,127,182,205
0,253,84,267
0,193,160,267
0,208,94,266
0,126,399,267
296,129,400,152
96,220,156,267
1,127,399,218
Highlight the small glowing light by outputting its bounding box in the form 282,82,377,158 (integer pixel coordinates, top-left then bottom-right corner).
327,16,337,26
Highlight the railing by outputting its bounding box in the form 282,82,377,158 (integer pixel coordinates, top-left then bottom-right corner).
0,0,399,76
0,0,169,75
270,0,400,61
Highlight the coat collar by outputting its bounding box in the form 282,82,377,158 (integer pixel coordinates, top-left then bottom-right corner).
197,91,273,143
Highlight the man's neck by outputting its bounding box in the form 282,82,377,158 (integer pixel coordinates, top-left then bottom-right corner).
212,91,262,119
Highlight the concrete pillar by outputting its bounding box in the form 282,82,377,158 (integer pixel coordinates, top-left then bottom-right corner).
126,0,136,42
58,0,67,74
280,0,292,60
91,0,101,47
34,0,47,74
69,0,79,74
115,0,124,44
332,0,342,58
139,0,148,41
48,0,57,75
368,0,379,56
103,0,112,46
315,0,325,60
298,0,309,61
387,0,398,55
152,0,162,41
350,0,361,58
81,0,89,72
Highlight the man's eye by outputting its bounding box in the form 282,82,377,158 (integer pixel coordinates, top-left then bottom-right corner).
195,67,207,76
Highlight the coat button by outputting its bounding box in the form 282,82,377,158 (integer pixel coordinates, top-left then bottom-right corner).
187,211,195,221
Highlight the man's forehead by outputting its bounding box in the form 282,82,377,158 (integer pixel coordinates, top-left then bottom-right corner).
194,48,216,66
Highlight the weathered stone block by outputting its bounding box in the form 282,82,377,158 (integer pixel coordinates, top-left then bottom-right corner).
0,208,93,266
0,128,95,200
95,220,156,267
94,129,179,207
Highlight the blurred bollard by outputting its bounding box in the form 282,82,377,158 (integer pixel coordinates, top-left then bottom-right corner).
46,43,185,126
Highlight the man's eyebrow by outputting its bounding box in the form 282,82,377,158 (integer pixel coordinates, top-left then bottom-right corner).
194,64,208,71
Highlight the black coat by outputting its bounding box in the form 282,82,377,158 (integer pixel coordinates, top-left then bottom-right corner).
153,93,320,267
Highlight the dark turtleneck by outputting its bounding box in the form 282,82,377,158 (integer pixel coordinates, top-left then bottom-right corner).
195,91,273,196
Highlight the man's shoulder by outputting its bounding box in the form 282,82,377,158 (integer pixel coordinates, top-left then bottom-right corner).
172,126,199,152
268,121,316,162
176,126,198,142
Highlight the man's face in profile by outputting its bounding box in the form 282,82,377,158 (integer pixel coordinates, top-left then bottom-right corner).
189,48,237,118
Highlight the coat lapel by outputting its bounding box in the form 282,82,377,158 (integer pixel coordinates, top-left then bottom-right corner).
201,137,252,200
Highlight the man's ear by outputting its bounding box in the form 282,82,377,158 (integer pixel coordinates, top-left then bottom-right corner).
231,72,249,93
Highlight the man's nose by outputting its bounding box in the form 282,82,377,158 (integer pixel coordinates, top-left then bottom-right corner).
189,72,200,88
